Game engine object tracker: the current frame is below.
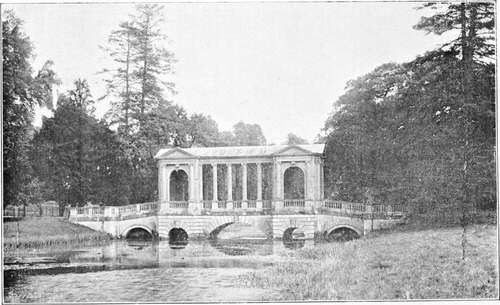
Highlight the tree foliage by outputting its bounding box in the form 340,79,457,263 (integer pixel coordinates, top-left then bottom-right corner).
31,80,132,206
285,133,309,145
3,11,59,207
323,3,495,221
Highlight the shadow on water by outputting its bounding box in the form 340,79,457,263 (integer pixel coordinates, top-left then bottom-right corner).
208,238,274,256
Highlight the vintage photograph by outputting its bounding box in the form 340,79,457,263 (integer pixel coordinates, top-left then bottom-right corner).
2,1,497,303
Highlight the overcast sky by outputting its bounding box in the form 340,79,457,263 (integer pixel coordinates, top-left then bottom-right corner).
6,2,454,144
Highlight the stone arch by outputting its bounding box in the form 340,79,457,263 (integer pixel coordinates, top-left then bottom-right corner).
325,224,361,242
283,166,305,200
168,227,189,243
207,216,268,239
122,225,153,239
169,169,189,201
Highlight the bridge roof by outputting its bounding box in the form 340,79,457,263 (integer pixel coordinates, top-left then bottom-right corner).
155,144,325,159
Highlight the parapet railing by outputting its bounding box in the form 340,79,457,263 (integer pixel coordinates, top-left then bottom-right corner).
322,200,406,218
69,199,407,219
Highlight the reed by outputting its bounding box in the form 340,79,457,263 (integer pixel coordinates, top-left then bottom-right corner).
3,218,110,250
240,224,498,300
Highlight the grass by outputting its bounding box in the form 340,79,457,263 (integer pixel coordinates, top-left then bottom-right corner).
240,224,498,300
3,217,110,250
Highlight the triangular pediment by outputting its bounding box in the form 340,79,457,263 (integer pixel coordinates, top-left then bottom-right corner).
273,145,312,156
156,147,194,159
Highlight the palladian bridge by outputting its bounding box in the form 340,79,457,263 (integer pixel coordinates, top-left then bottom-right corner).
69,144,406,242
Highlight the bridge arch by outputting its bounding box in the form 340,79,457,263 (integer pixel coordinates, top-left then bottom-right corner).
325,224,361,242
282,226,307,241
122,225,154,240
206,216,269,239
168,227,189,244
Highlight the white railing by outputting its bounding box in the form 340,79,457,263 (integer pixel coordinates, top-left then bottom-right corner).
233,200,242,209
247,200,257,209
283,199,305,207
262,200,272,209
68,200,406,220
323,200,366,212
169,201,189,209
203,200,212,209
217,201,227,209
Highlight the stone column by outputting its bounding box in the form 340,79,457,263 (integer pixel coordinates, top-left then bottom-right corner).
189,164,194,201
227,164,232,206
256,163,262,201
212,163,217,202
198,162,203,201
274,160,282,210
158,163,163,201
241,163,248,209
242,163,247,201
165,166,170,202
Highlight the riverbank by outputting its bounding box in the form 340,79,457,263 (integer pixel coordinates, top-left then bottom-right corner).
3,217,110,250
240,224,498,300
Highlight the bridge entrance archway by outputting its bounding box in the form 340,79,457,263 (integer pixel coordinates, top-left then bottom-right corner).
326,226,360,242
170,170,189,201
124,226,153,240
283,166,305,200
282,227,305,249
168,228,189,247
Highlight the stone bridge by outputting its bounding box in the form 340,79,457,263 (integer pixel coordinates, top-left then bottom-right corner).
69,145,406,241
69,200,406,241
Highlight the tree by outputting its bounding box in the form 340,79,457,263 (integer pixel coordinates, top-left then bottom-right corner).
101,4,176,133
322,5,495,262
188,114,220,147
32,82,133,206
285,133,309,145
100,21,137,132
3,11,59,207
413,2,495,259
232,121,266,146
132,4,176,122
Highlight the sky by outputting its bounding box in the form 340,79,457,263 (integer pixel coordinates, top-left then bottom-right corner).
6,2,454,144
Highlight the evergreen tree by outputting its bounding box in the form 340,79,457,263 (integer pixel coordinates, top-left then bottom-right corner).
3,11,59,207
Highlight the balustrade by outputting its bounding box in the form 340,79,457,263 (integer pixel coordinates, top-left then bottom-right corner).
247,200,257,209
202,200,212,209
68,199,405,220
283,199,305,207
169,201,189,209
262,200,272,209
217,200,227,209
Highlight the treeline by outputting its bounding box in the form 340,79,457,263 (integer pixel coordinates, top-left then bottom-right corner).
3,5,266,209
322,3,495,214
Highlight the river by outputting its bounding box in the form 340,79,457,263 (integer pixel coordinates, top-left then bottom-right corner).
4,238,313,303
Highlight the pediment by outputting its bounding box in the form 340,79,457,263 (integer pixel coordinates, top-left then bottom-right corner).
273,145,312,156
156,148,194,159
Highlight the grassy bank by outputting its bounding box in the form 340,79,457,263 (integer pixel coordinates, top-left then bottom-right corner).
3,218,110,250
240,225,498,300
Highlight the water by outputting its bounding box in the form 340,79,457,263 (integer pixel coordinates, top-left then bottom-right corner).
4,239,313,303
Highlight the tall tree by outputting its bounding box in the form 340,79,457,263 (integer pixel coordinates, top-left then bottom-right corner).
100,21,137,132
132,4,176,124
101,4,176,133
3,11,59,207
414,2,495,259
285,133,309,145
